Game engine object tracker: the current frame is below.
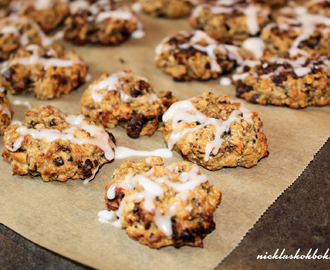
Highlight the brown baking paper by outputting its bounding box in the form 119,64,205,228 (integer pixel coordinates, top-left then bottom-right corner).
1,2,330,269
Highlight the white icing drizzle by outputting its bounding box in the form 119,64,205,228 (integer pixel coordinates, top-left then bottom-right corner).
242,37,265,59
131,2,141,12
219,77,232,85
115,146,173,159
104,162,208,237
0,104,11,118
13,100,32,110
162,98,253,162
70,0,144,39
234,55,330,81
85,73,91,82
90,71,157,104
98,210,121,227
191,0,270,35
2,44,84,72
156,30,243,72
83,166,99,184
0,15,62,47
263,14,330,56
6,108,115,162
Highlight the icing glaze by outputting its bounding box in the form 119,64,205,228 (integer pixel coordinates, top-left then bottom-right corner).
90,71,157,104
163,98,253,161
104,161,208,237
156,30,243,72
191,0,270,35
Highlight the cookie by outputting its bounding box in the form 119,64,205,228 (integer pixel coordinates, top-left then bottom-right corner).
2,105,116,182
306,0,330,17
134,0,200,18
0,0,10,7
8,0,70,32
233,51,330,108
261,14,330,57
81,70,178,139
1,44,88,100
102,156,221,248
254,0,285,6
0,88,12,135
189,0,271,41
162,92,268,170
0,15,54,61
155,30,244,81
64,0,143,45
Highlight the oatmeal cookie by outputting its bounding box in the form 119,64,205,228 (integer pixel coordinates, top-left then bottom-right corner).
0,0,10,7
0,15,53,61
0,88,12,135
163,92,268,170
261,14,330,57
2,105,116,182
306,0,330,17
64,0,143,45
135,0,200,18
189,0,271,41
81,70,178,139
254,0,285,6
232,51,330,108
155,30,244,81
8,0,70,32
103,156,221,248
1,44,88,100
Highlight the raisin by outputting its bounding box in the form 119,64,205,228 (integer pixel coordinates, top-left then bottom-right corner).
85,159,93,169
53,157,64,166
82,165,92,178
250,94,260,103
127,115,144,139
106,131,116,145
49,120,56,126
138,80,150,90
271,74,288,85
236,80,253,97
298,36,321,49
30,121,37,128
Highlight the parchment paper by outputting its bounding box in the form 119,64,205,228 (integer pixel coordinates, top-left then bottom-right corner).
1,2,330,269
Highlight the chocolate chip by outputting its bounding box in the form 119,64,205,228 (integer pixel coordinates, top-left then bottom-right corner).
155,196,159,201
127,115,144,139
68,157,73,162
53,157,64,166
90,105,95,110
94,160,99,167
150,233,155,238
